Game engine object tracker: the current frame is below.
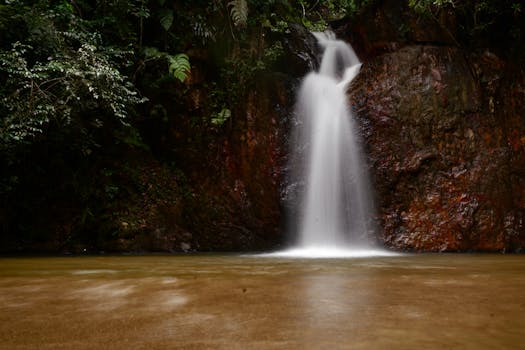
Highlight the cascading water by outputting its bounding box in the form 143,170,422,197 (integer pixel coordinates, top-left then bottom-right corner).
275,32,394,258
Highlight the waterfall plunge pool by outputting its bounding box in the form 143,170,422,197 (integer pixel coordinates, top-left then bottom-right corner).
1,254,524,349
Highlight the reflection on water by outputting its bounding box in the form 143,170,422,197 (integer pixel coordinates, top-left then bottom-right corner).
0,255,525,349
299,272,368,348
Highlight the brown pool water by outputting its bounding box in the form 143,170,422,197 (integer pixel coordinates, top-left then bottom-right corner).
0,254,524,349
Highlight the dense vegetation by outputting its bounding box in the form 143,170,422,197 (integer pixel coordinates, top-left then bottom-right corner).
0,0,364,251
410,0,524,57
0,0,523,252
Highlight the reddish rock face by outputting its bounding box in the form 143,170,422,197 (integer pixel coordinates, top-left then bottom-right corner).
196,76,292,250
84,26,318,254
347,40,525,252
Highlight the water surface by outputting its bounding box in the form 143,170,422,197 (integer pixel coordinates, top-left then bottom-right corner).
1,254,524,349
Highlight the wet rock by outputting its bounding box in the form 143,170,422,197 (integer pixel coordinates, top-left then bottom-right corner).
349,42,525,252
281,23,319,76
404,150,437,173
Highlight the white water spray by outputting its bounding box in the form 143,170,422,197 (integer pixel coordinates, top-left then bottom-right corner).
274,32,393,258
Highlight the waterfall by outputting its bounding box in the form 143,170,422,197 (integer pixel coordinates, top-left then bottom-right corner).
275,31,392,258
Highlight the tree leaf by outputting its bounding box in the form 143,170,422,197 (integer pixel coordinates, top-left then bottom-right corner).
159,9,174,31
228,0,248,27
211,108,231,126
168,54,190,82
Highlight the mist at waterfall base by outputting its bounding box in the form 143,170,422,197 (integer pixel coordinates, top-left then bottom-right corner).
271,32,395,258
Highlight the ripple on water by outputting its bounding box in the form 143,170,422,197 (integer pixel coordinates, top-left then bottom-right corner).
157,291,188,308
73,282,134,299
161,277,179,284
71,269,118,275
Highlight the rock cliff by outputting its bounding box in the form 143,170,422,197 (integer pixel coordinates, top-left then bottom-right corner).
344,2,525,251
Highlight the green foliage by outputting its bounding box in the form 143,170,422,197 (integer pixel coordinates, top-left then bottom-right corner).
158,8,174,31
408,0,454,16
143,47,191,83
299,14,328,32
408,0,525,57
169,54,191,82
0,2,145,156
264,41,284,64
0,42,142,147
211,108,232,126
0,0,150,246
228,0,249,27
192,17,217,44
229,0,373,33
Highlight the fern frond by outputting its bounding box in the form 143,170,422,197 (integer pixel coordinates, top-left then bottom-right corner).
228,0,248,27
159,9,174,31
168,54,190,82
